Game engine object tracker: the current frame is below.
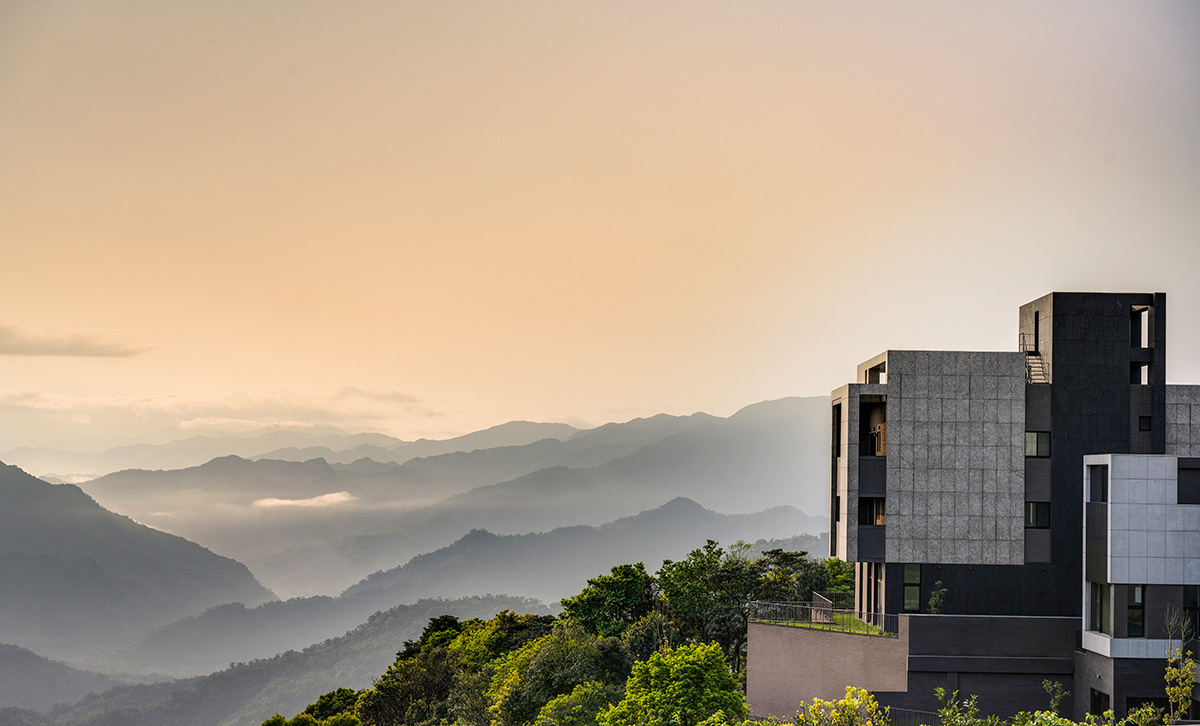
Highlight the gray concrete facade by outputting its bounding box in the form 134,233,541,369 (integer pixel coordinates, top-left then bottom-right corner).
757,291,1200,718
832,351,1026,567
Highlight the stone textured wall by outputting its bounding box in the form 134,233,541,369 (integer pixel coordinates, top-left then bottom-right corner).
884,350,1027,565
1166,385,1200,456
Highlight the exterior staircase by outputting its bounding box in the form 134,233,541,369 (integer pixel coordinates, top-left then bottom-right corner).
1020,333,1049,384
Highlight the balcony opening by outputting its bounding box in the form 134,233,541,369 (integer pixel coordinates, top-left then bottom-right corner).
1089,464,1109,503
867,361,887,384
858,497,886,526
1131,305,1151,348
1131,362,1150,386
859,396,886,456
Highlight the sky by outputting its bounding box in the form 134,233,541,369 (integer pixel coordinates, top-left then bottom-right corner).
2,1,1200,452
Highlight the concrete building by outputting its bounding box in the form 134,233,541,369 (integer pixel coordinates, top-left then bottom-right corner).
748,292,1200,719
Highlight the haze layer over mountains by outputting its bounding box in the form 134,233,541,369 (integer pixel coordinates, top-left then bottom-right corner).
0,396,828,726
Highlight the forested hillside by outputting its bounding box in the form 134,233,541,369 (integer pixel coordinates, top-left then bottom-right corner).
0,463,273,659
53,541,845,726
48,596,550,726
119,500,821,676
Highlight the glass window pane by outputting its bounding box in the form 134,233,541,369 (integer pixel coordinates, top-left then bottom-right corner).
1026,432,1038,457
1128,609,1144,638
904,585,920,612
904,563,920,584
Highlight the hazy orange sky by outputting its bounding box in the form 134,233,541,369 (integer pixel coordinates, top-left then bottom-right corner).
2,2,1199,450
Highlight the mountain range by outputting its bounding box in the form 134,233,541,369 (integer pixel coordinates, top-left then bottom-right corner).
0,395,833,723
118,497,822,676
1,421,579,482
77,398,827,596
44,595,550,726
0,463,273,660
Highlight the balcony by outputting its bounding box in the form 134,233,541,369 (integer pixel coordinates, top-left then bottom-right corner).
749,600,899,637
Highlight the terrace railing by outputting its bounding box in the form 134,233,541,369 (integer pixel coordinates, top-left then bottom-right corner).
749,600,899,638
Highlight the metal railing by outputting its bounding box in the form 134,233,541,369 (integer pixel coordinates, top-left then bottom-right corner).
888,708,940,726
814,590,856,609
749,600,899,637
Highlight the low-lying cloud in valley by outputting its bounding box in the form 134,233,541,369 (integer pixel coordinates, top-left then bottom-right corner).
253,492,360,509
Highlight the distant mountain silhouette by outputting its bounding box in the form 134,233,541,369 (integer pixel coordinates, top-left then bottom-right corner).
261,398,828,593
0,644,120,713
0,463,274,660
123,498,817,676
258,420,582,465
78,409,739,594
1,426,405,479
52,595,549,726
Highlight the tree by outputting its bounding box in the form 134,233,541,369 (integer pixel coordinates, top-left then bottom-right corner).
823,558,854,593
620,611,682,663
488,622,630,726
657,542,756,670
355,646,456,726
598,643,747,726
791,686,889,726
1163,604,1196,723
535,681,624,726
305,688,362,721
560,563,656,638
929,581,949,614
1041,680,1069,716
659,540,829,673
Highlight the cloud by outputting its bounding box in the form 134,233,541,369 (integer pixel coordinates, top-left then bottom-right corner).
253,491,359,509
0,324,146,357
335,386,426,406
0,387,448,452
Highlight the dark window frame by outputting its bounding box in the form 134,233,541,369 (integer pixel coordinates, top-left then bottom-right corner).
1179,465,1200,505
1127,585,1144,638
1024,501,1050,528
1090,465,1109,503
1025,431,1051,458
903,563,921,613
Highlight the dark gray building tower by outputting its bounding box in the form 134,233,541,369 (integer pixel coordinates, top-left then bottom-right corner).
749,292,1199,719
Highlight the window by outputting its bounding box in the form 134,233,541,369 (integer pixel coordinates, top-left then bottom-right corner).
1090,582,1111,634
1025,431,1051,457
1090,465,1109,503
858,497,885,526
1091,689,1110,718
1179,466,1200,505
1139,416,1152,432
903,563,921,612
1127,585,1144,638
1024,502,1050,528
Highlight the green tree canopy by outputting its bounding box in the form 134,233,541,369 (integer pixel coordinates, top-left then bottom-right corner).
559,563,656,638
598,642,747,726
